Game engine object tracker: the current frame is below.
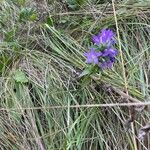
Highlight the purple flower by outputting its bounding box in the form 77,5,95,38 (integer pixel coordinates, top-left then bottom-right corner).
92,29,115,46
100,62,108,69
107,61,114,68
107,40,116,48
84,48,102,64
109,57,116,63
99,53,117,69
100,60,114,69
83,28,118,70
92,34,102,45
102,48,118,57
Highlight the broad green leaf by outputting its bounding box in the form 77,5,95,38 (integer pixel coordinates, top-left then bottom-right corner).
13,70,28,83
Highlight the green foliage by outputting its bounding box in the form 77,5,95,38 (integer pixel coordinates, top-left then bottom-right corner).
19,7,37,22
0,55,11,74
79,65,100,77
0,0,150,149
125,0,150,5
66,0,86,10
13,70,28,83
11,0,26,6
46,16,54,27
4,28,16,42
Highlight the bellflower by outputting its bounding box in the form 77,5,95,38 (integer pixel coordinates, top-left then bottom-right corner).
100,61,108,69
92,29,115,46
102,48,118,57
84,28,118,71
100,57,115,69
84,48,102,64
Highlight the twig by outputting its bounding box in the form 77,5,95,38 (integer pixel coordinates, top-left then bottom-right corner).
111,86,141,103
0,102,150,111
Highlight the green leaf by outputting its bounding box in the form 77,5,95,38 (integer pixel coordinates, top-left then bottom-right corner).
29,14,37,21
0,55,11,74
79,65,99,78
13,70,28,83
12,0,26,6
4,28,16,42
66,0,85,10
79,67,92,78
19,8,37,22
60,19,67,24
46,16,54,26
19,0,26,5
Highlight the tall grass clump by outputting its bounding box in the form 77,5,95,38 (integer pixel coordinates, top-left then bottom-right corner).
0,0,150,149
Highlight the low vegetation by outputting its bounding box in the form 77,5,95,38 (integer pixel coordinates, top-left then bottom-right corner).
0,0,150,149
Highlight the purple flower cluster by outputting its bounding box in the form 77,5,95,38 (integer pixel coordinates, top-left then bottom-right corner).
84,29,118,69
92,29,115,46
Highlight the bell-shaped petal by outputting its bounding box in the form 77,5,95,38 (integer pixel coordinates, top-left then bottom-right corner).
84,48,102,65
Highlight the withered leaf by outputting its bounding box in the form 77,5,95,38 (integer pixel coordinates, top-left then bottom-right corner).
138,122,150,140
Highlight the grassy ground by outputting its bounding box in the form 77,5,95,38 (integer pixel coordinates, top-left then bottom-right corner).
0,0,150,149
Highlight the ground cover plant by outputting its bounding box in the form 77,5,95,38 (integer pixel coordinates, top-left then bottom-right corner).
0,0,150,149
